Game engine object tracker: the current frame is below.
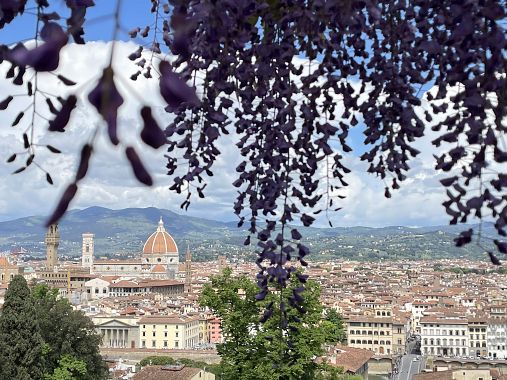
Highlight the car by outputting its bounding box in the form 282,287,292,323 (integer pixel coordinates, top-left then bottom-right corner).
412,358,418,362
416,356,421,360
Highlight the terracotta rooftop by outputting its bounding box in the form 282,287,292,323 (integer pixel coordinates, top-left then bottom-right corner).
133,365,201,380
320,345,374,373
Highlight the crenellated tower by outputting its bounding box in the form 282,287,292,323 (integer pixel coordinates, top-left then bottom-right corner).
45,224,60,270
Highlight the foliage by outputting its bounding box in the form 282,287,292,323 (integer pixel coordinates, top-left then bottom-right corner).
0,0,506,328
0,275,44,380
32,284,108,380
323,309,347,345
44,355,87,380
139,356,176,367
199,268,346,379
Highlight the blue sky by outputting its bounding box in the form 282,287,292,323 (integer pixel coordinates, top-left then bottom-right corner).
0,1,152,44
0,1,455,227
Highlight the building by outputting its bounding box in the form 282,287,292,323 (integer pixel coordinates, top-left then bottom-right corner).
347,315,395,355
138,315,200,349
108,279,184,297
413,368,507,380
208,316,222,344
93,316,140,349
0,256,20,284
468,317,488,357
81,233,94,269
133,365,215,380
184,247,192,293
420,316,469,357
92,218,180,279
319,345,374,378
84,277,111,299
45,224,59,270
487,319,507,359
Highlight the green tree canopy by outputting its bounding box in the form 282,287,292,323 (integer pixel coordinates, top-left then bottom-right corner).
323,308,347,345
199,268,346,380
44,355,87,380
33,284,108,380
0,275,44,380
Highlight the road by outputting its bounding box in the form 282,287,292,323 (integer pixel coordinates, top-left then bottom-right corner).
393,338,423,380
396,354,422,380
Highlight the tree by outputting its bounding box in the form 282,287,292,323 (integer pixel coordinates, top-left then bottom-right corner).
0,0,506,349
199,268,345,379
0,275,44,380
44,355,87,380
33,284,108,380
323,309,347,345
139,356,176,367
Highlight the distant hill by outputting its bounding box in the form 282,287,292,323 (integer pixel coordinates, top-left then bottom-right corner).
0,207,494,262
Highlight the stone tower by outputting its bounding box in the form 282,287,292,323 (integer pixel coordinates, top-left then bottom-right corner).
184,246,192,292
81,233,94,271
45,224,60,270
218,255,227,274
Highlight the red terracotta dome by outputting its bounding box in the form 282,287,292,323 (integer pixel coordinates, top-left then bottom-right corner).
142,217,178,255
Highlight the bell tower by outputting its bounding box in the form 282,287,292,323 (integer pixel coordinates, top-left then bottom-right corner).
184,246,192,292
82,233,94,272
45,224,60,270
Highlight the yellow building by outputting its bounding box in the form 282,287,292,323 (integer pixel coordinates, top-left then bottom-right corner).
138,315,200,349
346,311,410,355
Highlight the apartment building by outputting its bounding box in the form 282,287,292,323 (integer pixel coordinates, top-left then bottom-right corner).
138,315,200,349
487,319,507,359
420,316,469,357
347,316,393,355
468,317,488,357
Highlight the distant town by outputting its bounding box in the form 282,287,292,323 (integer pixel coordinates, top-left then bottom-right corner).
1,217,506,380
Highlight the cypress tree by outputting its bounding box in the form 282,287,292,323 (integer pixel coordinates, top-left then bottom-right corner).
0,275,44,380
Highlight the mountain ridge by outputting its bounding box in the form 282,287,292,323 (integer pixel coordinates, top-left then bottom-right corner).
0,207,493,261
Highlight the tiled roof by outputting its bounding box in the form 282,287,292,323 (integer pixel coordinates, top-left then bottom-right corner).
133,365,201,380
321,345,374,373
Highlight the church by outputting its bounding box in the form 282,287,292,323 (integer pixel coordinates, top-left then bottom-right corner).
87,217,182,279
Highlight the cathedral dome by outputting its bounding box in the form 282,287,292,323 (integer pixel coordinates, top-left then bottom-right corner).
143,217,178,255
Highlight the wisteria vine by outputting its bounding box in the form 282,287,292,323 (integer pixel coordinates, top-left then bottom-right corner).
0,1,506,331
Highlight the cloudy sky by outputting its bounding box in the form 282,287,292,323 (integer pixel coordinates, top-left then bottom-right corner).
0,38,458,228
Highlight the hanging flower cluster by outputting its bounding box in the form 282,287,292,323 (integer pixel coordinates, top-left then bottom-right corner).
0,1,506,318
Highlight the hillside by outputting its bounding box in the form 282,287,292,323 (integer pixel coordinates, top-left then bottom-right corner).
0,207,494,262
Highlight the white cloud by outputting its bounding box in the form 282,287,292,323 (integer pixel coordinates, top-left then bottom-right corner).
0,41,467,228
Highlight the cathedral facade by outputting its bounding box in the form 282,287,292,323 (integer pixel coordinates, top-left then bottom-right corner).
90,218,181,279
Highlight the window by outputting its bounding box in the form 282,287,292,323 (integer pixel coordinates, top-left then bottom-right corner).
152,341,156,347
142,332,146,337
152,332,156,337
164,332,168,337
176,332,179,337
175,341,179,348
142,341,146,348
164,341,168,347
351,339,355,344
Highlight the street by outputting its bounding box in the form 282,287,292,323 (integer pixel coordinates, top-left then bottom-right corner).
393,338,423,380
395,354,422,380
